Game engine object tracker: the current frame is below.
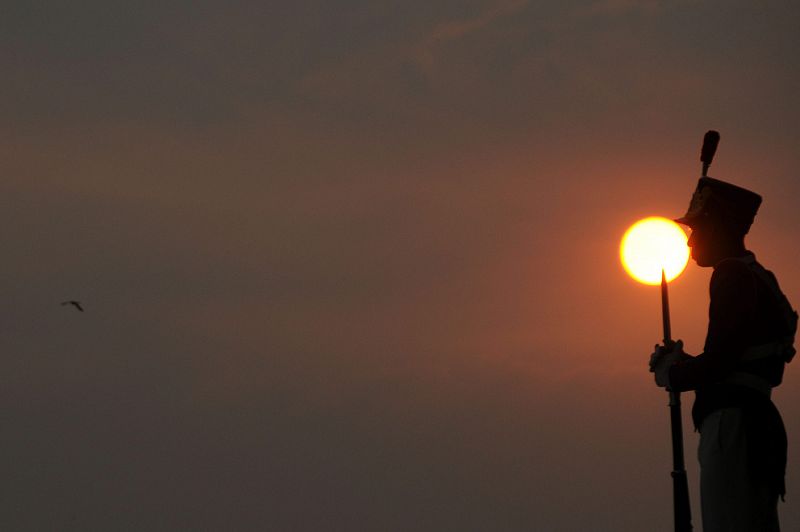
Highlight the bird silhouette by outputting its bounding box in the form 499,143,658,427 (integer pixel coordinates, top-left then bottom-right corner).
61,300,84,312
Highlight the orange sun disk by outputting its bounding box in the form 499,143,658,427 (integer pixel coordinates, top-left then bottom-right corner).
620,217,690,285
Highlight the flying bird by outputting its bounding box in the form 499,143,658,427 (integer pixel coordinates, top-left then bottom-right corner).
61,300,84,312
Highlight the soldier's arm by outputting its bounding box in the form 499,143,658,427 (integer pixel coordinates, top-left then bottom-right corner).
668,260,756,391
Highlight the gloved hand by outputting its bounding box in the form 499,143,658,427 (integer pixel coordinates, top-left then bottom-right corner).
649,340,684,388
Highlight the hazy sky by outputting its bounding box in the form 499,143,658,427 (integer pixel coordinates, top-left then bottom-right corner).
3,1,800,530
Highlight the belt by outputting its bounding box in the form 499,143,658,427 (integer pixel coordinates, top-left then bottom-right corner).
724,371,773,398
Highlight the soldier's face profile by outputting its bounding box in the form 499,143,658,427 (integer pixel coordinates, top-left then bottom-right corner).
687,221,715,267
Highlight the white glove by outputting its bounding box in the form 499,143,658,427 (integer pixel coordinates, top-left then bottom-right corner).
649,340,684,388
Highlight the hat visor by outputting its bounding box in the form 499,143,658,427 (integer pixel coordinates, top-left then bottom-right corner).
673,215,695,227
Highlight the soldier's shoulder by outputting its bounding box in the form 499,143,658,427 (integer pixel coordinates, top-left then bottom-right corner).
711,257,755,287
713,256,753,274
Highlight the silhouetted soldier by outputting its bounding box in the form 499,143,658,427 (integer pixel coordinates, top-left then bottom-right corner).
650,177,797,532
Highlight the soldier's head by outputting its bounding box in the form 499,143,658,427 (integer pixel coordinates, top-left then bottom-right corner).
675,177,762,267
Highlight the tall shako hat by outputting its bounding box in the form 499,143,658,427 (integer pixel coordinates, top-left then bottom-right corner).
675,176,762,233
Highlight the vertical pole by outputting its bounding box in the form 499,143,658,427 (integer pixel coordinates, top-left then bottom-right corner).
661,269,672,347
669,391,692,532
661,269,693,531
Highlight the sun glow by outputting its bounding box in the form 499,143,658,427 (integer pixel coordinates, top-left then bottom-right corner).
620,217,689,285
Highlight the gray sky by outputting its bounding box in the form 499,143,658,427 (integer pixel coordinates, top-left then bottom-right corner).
3,1,800,530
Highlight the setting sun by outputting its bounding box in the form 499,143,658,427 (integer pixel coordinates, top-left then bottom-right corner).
620,217,689,285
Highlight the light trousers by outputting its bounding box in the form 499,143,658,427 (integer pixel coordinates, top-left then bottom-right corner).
699,407,780,532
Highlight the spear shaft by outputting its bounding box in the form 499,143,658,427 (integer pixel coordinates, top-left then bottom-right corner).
663,269,692,532
661,269,672,348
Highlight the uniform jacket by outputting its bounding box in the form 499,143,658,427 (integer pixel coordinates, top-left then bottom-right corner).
669,252,791,498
